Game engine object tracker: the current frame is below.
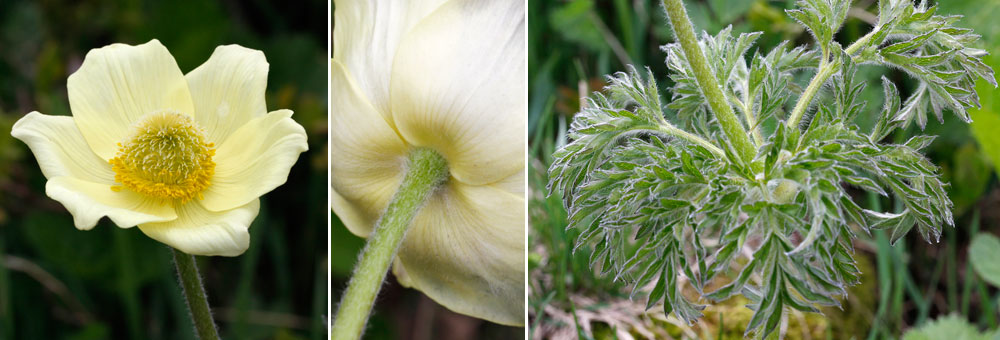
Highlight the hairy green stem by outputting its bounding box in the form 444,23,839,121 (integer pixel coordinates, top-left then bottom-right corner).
173,249,220,340
786,30,877,127
656,123,726,158
331,148,449,340
737,91,763,146
786,58,836,128
662,0,756,164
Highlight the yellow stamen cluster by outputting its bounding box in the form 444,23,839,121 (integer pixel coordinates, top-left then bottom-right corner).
109,110,215,203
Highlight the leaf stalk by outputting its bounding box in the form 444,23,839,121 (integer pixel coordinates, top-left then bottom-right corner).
787,30,877,127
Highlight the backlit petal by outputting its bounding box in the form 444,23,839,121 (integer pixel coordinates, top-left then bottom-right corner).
393,182,526,326
389,0,526,186
185,44,269,144
332,0,448,124
139,199,259,257
199,110,308,212
46,176,177,230
68,39,194,159
11,111,114,183
492,169,525,198
330,60,409,237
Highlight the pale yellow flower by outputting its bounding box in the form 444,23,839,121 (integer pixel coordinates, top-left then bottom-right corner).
330,0,525,326
12,40,308,257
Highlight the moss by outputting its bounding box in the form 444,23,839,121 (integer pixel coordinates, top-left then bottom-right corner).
822,252,879,338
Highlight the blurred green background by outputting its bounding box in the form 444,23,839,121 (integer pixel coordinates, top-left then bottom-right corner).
0,0,328,339
528,0,1000,339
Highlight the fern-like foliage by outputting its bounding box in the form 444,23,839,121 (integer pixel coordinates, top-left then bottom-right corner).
547,0,995,338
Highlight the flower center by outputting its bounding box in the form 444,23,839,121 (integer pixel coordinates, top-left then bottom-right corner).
109,110,215,202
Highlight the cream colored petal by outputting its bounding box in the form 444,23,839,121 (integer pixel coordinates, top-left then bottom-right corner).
491,168,525,198
11,111,114,183
68,39,194,159
393,182,526,326
330,59,409,237
139,199,259,257
332,0,448,124
185,44,268,144
330,186,372,236
198,110,307,212
389,0,526,186
45,177,177,230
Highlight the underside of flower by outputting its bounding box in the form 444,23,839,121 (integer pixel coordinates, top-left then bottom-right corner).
110,110,216,202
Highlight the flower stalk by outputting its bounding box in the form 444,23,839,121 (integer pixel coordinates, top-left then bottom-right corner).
662,0,756,164
172,249,220,340
332,148,449,340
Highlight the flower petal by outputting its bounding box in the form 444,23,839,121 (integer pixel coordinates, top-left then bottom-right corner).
389,0,526,186
330,59,409,236
393,182,526,326
492,169,525,198
68,39,195,159
199,109,308,212
11,112,114,183
185,44,269,144
46,177,177,230
332,0,449,124
138,199,259,257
